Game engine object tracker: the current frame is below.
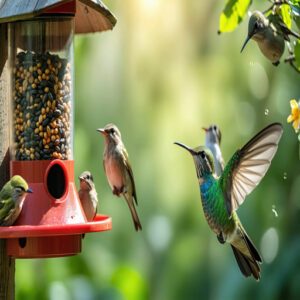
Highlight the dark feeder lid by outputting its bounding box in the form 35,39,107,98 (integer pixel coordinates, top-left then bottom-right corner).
0,0,116,258
0,0,117,33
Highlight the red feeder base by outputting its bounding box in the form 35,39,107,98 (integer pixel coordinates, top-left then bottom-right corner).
0,160,112,258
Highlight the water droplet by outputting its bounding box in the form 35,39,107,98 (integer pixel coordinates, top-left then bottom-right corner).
283,172,287,180
272,205,278,218
264,108,269,116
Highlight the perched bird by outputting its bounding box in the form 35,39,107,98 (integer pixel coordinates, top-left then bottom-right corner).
203,125,225,177
175,123,283,280
241,10,300,65
78,171,98,221
97,123,142,231
0,175,32,226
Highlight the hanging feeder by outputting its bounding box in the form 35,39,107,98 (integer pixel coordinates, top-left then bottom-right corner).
0,0,116,258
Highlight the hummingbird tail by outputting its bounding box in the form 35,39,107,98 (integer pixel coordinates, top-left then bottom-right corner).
231,227,262,280
124,193,142,231
231,245,260,280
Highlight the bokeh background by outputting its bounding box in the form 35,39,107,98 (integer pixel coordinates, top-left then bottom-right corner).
15,0,300,299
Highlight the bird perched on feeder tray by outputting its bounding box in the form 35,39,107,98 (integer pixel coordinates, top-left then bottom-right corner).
241,10,300,65
175,123,283,280
203,124,225,177
78,171,98,221
0,175,32,226
97,123,142,231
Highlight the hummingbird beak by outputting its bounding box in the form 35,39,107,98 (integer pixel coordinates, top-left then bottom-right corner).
26,188,33,193
174,142,197,155
240,35,251,53
202,127,208,132
97,128,107,136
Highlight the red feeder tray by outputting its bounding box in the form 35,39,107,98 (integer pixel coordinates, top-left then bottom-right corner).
0,160,112,259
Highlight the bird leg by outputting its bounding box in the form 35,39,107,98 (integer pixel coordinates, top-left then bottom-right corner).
217,232,226,244
112,186,124,196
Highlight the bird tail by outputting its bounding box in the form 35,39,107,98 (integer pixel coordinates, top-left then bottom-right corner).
231,226,262,281
124,193,142,231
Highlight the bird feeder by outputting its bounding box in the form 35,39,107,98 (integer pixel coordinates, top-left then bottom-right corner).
0,0,116,258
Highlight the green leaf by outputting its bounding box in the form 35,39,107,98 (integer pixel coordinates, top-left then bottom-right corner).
219,0,252,33
294,39,300,69
280,4,292,29
289,0,300,8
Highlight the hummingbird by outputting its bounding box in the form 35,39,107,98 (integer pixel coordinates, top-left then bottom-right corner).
175,123,283,280
0,175,32,226
78,171,98,222
202,124,225,177
241,10,300,65
97,123,142,231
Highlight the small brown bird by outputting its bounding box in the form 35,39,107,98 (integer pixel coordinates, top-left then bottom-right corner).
241,10,300,65
97,123,142,231
78,171,98,221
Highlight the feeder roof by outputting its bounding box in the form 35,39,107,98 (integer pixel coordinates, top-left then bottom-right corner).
0,0,117,33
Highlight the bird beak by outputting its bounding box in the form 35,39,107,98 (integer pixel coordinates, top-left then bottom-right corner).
26,188,33,193
240,35,251,53
174,142,197,155
79,176,84,181
202,127,208,132
97,128,107,136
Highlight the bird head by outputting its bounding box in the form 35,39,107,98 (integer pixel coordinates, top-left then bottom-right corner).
174,143,215,179
241,10,268,52
97,123,122,145
79,171,95,191
10,175,32,202
202,124,222,145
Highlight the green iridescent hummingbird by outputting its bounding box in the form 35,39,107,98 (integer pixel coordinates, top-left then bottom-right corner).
175,123,283,280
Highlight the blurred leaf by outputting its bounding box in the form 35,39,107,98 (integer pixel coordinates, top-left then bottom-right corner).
280,4,292,29
295,39,300,69
289,0,300,8
219,0,252,33
110,266,148,300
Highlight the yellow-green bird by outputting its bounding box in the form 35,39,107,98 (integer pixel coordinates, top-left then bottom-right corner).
0,175,32,226
97,123,142,231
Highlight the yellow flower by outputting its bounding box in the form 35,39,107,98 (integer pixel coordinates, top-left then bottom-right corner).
287,99,300,133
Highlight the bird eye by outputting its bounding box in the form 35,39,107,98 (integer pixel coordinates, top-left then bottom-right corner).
213,125,217,131
16,186,25,192
110,128,115,135
200,151,206,159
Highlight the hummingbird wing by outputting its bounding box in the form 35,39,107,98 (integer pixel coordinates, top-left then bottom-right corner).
122,148,138,205
220,123,283,215
269,13,300,41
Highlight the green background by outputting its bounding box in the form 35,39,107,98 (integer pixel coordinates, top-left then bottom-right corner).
15,0,300,299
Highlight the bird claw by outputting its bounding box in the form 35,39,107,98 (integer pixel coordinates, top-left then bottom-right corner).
217,233,226,244
113,186,124,196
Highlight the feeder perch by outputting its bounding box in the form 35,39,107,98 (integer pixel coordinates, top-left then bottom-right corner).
0,0,116,258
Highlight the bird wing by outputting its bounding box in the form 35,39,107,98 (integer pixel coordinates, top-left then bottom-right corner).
220,123,283,216
122,148,138,205
0,199,15,225
269,13,300,40
0,181,12,200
